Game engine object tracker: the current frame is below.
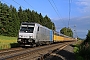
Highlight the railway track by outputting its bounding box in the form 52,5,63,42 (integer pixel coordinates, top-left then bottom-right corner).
0,47,23,53
0,42,73,60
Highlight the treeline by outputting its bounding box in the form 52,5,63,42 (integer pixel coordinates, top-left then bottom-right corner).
60,27,73,37
0,2,55,37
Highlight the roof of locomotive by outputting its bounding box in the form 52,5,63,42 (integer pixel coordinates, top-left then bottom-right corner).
21,22,36,25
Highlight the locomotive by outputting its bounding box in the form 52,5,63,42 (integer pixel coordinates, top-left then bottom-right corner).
17,22,75,47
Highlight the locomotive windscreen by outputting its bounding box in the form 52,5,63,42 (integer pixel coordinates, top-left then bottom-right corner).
20,23,35,33
20,27,34,33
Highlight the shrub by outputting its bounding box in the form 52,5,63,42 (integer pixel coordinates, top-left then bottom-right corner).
10,43,20,48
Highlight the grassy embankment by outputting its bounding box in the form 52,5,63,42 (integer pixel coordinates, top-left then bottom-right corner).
0,35,19,50
74,40,90,60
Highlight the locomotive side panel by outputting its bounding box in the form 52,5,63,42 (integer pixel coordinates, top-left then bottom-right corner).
36,25,51,42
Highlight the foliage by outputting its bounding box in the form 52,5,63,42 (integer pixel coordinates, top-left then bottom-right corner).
0,44,11,50
0,35,18,49
60,27,73,37
74,41,90,60
0,43,19,50
85,30,90,42
74,47,79,53
0,2,55,37
75,30,90,60
10,43,20,48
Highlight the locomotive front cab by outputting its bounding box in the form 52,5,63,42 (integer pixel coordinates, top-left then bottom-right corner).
17,23,36,46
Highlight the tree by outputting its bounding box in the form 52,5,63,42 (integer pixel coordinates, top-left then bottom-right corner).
25,9,32,22
0,2,3,35
18,6,23,23
86,30,90,42
39,13,43,25
43,15,55,30
0,1,55,37
31,10,38,22
0,3,10,35
60,27,73,37
9,7,20,36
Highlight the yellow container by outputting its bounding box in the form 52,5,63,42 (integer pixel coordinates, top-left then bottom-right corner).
53,35,64,42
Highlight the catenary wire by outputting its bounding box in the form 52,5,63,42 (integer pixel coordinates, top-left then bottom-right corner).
24,0,35,10
48,0,65,27
12,0,25,9
52,0,61,17
52,0,64,27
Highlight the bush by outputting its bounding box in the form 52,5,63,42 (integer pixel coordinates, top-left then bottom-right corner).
10,43,20,48
74,42,90,60
0,44,11,50
76,56,84,60
74,47,79,53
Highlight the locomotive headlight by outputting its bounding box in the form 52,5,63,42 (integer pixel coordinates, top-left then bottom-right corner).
18,39,21,41
19,35,23,37
29,36,33,38
31,36,33,38
28,40,32,42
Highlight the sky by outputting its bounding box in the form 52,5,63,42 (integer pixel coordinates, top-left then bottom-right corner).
0,0,90,39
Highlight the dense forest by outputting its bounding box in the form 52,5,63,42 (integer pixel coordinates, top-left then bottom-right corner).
0,2,55,37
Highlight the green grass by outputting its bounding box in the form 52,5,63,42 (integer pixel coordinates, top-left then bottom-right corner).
0,35,18,50
0,35,17,42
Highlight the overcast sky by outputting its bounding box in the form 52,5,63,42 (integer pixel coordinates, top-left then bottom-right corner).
1,0,90,39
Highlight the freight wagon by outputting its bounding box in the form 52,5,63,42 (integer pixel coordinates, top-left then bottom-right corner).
53,31,64,42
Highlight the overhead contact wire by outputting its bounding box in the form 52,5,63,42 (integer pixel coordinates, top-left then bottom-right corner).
52,0,66,27
24,0,35,10
12,0,25,9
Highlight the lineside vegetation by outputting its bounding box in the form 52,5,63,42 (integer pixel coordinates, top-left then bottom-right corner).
74,30,90,60
0,35,18,49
